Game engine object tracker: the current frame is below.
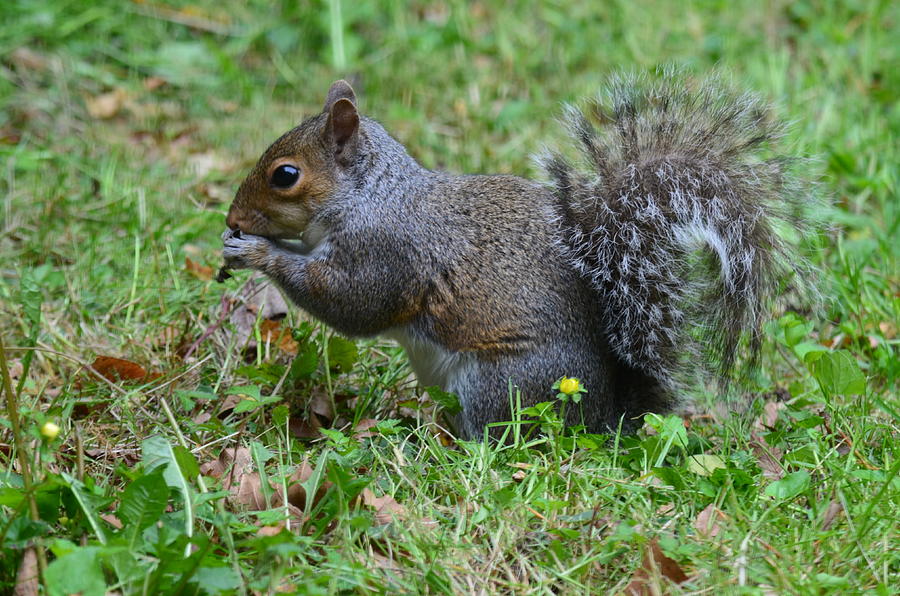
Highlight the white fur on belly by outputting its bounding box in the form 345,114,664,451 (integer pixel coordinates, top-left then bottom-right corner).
384,326,475,400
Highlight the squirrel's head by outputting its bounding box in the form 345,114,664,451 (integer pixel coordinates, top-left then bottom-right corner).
225,80,361,239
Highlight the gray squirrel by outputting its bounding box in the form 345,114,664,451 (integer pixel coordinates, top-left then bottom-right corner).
220,71,813,440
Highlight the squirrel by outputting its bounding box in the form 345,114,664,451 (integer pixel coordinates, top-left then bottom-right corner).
220,70,814,440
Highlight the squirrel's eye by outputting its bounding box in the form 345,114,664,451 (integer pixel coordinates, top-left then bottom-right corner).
271,164,300,189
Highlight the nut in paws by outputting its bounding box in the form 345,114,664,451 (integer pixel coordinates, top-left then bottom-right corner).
222,231,273,270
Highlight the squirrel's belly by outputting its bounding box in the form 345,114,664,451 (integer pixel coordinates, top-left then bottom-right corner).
383,326,476,398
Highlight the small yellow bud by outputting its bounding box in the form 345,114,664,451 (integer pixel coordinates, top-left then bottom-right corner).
40,421,60,440
559,377,580,395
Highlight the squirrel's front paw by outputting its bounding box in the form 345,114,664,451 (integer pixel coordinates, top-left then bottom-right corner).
222,229,274,271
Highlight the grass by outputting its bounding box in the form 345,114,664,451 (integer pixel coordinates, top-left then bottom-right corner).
1,0,898,593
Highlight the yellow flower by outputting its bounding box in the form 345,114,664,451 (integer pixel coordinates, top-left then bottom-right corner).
559,377,580,395
40,421,60,440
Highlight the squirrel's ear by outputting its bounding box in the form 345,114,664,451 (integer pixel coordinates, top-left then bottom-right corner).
327,97,359,165
323,80,357,112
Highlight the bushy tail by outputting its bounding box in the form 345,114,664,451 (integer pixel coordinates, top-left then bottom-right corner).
542,70,816,388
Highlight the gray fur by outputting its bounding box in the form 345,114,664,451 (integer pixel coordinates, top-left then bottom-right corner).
223,71,814,440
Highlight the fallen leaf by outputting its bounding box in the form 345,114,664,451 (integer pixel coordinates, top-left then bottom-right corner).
10,47,49,72
512,469,527,482
686,454,726,476
308,387,334,420
288,416,322,439
197,182,232,204
226,277,293,355
86,88,127,119
693,503,725,538
14,547,38,596
260,319,299,355
257,522,287,537
820,500,843,531
753,400,785,431
362,488,404,526
273,457,330,511
188,151,234,178
218,393,243,414
750,435,784,480
90,356,148,382
200,447,267,509
143,76,167,91
233,470,266,510
185,256,214,281
100,513,123,530
353,419,380,439
624,538,690,595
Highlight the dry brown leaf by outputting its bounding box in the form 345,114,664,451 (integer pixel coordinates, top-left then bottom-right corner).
656,503,675,516
753,400,785,431
260,319,299,355
820,500,843,531
10,47,49,72
185,256,214,281
288,416,322,439
272,458,331,512
693,503,725,538
217,393,244,415
143,76,167,91
14,547,38,596
879,321,896,339
188,151,234,178
86,88,127,119
623,538,690,595
225,277,293,355
512,470,527,482
233,471,266,510
749,435,784,480
362,488,404,526
308,388,334,421
100,513,124,530
201,447,268,510
90,356,148,382
353,418,380,439
257,522,288,537
197,182,232,204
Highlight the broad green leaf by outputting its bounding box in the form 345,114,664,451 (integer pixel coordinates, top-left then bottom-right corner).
784,319,812,347
425,386,462,415
290,341,319,380
141,436,194,555
764,470,810,500
793,341,828,363
327,335,359,373
0,486,24,508
233,392,281,413
61,473,108,545
192,565,242,593
225,385,261,400
809,351,866,396
117,468,169,548
272,404,291,426
45,546,106,596
687,454,727,476
172,445,201,480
